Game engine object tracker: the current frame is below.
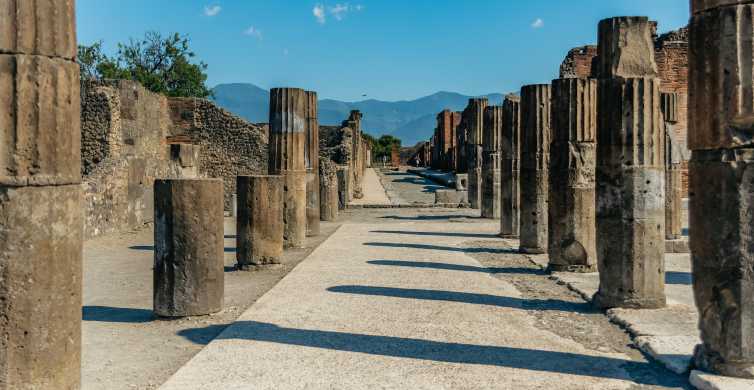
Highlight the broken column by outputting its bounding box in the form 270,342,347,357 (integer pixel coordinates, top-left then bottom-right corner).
337,165,351,210
154,179,224,317
305,91,320,237
548,78,598,272
500,95,521,238
689,0,754,377
661,93,684,240
319,157,339,221
481,105,503,218
0,1,83,388
269,87,307,248
594,16,666,309
519,85,552,254
236,175,284,270
464,98,489,209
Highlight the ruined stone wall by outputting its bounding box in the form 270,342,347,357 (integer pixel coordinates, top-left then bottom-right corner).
559,45,598,78
168,98,268,210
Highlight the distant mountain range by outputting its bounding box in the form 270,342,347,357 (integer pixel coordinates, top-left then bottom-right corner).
211,83,505,146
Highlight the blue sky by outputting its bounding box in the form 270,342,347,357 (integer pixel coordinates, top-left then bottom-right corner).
77,0,689,102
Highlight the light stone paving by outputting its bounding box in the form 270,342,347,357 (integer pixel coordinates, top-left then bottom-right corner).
350,168,391,205
161,220,677,389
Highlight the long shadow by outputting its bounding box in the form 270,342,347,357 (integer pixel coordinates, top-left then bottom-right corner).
666,271,692,285
371,230,500,239
379,215,473,221
368,260,544,275
327,285,590,312
176,321,683,386
82,305,153,323
364,242,516,254
130,245,236,253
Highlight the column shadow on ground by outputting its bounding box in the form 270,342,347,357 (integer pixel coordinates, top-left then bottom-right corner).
363,242,516,254
176,321,684,386
371,230,500,239
129,245,236,253
327,285,591,313
379,215,476,221
367,260,544,275
82,306,154,323
666,271,692,285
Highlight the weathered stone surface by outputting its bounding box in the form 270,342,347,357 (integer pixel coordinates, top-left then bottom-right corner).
691,0,749,14
689,3,754,150
0,54,81,186
153,179,224,317
665,123,686,240
0,0,77,59
0,184,82,390
661,92,679,124
597,17,658,79
305,91,320,237
435,189,468,205
269,87,307,248
560,45,598,79
481,105,502,218
463,98,488,209
548,78,597,272
319,157,338,221
337,165,350,210
500,95,521,238
455,173,468,191
519,84,551,254
236,175,283,270
595,77,666,309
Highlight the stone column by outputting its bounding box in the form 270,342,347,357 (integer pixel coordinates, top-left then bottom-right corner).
464,98,488,209
594,16,666,309
661,93,684,240
320,158,339,221
689,0,754,377
548,78,598,272
337,165,350,210
0,2,83,388
481,105,502,218
269,87,307,248
154,179,224,317
519,84,552,254
305,91,320,237
500,95,521,238
236,175,284,270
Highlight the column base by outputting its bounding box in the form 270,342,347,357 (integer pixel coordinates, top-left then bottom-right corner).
547,263,597,273
592,291,666,310
694,344,754,379
519,246,546,255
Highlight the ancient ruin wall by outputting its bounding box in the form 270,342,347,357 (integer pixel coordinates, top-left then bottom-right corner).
559,45,598,78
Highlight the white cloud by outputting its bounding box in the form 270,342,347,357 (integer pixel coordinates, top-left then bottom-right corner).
313,4,326,24
531,18,544,29
203,5,221,17
243,26,263,40
330,4,349,20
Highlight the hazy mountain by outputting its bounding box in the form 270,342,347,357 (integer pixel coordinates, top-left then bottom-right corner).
211,83,505,145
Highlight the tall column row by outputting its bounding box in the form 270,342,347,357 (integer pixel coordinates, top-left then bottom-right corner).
481,105,503,218
500,96,521,237
464,98,488,209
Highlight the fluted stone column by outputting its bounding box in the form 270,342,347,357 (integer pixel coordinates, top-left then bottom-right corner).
0,2,83,388
269,88,307,248
661,93,684,240
689,0,754,377
320,158,339,221
482,105,502,218
337,165,350,210
594,17,666,309
305,91,320,237
548,78,598,272
236,175,284,270
519,85,552,254
464,98,488,209
500,95,521,238
154,179,224,317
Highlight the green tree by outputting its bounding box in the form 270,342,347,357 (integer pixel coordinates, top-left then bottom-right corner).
373,135,401,159
77,31,211,98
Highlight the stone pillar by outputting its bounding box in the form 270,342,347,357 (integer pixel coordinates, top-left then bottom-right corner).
500,95,521,238
236,175,284,270
154,179,224,317
481,105,502,218
0,2,83,388
594,16,666,309
320,158,339,221
519,84,552,254
661,93,684,240
269,87,307,248
548,78,598,272
464,98,488,209
337,165,350,210
689,0,754,377
305,91,320,237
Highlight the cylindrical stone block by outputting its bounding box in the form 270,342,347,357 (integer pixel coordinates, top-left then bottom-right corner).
0,0,77,59
337,166,350,210
464,98,488,209
595,77,665,309
0,185,82,389
665,123,684,240
689,1,754,378
236,175,284,270
519,84,552,254
500,96,521,237
548,78,598,272
482,105,503,218
269,87,307,248
320,158,339,221
154,179,224,317
305,91,320,237
596,17,659,79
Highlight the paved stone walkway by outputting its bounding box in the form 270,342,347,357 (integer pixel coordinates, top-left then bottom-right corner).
161,218,683,389
350,167,391,206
